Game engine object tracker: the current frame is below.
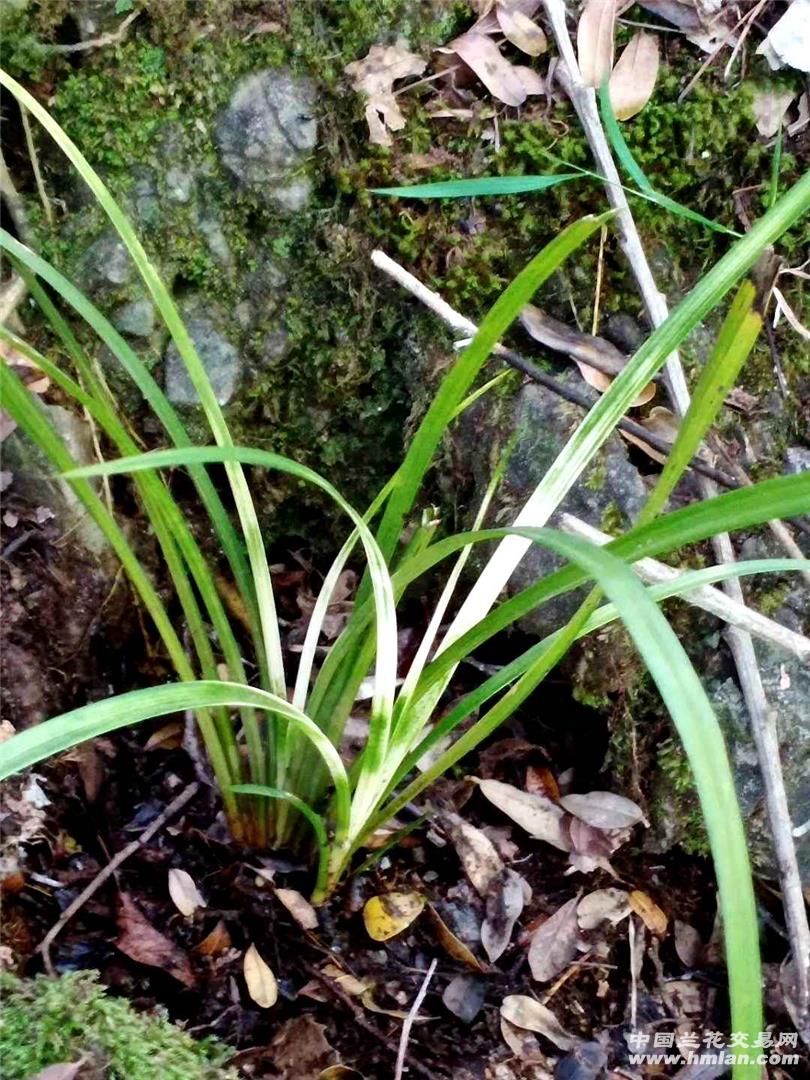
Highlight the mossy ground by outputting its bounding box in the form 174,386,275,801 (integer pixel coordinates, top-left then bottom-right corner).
0,970,236,1080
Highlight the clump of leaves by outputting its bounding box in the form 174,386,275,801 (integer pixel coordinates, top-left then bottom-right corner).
0,971,236,1080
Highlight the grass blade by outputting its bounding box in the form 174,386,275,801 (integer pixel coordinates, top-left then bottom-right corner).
372,174,581,198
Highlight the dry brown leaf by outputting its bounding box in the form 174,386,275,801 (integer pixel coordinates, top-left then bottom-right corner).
427,904,483,971
270,1015,337,1080
144,721,184,750
628,890,668,936
673,919,704,967
450,31,527,107
319,962,373,997
513,65,545,96
527,896,582,982
344,41,427,146
481,867,526,962
525,765,560,801
477,779,571,851
444,811,504,895
751,88,796,138
609,31,659,120
577,888,631,930
318,1069,365,1080
500,994,577,1050
363,891,425,941
194,918,232,957
442,972,487,1023
559,791,644,830
497,5,547,55
168,868,206,918
116,892,195,987
276,887,319,930
621,405,680,463
244,942,278,1007
577,0,617,88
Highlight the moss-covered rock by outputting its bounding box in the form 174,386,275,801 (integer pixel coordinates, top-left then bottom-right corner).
0,971,236,1080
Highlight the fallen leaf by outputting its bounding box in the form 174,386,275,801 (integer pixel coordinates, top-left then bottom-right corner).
628,890,668,936
609,31,659,120
577,888,632,930
566,817,618,858
168,868,206,918
497,5,547,55
319,1068,365,1079
559,791,644,830
344,41,427,146
482,867,526,962
270,1015,337,1080
501,994,577,1050
317,962,374,998
673,919,704,967
553,1041,607,1080
363,891,425,941
500,1017,547,1063
244,942,278,1007
427,904,483,971
528,896,582,982
276,887,319,930
30,1066,84,1080
450,31,527,107
145,721,184,750
445,812,504,895
577,0,617,87
637,0,701,33
442,972,487,1023
477,779,571,851
751,88,796,138
360,990,410,1019
526,765,560,801
621,405,680,464
116,892,195,987
513,65,545,96
194,918,232,957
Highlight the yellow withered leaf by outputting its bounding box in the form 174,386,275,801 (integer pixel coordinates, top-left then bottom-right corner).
243,943,278,1008
629,890,668,936
363,891,425,941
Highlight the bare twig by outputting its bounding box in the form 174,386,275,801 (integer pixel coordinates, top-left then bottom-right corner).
394,958,437,1080
559,514,810,662
20,105,53,226
542,0,810,1033
0,276,27,324
38,781,200,976
49,10,141,54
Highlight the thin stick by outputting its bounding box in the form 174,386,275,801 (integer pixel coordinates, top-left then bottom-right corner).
559,514,810,662
38,781,199,976
542,0,810,1034
394,958,437,1080
20,105,53,226
49,10,140,54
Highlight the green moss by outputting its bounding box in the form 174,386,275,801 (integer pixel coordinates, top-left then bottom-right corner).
0,971,236,1080
655,738,709,857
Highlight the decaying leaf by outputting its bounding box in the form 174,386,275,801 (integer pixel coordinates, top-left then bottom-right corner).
344,41,427,146
500,1017,547,1063
427,903,483,971
500,994,577,1050
276,887,319,930
673,919,704,967
444,811,504,895
526,765,560,801
449,31,527,107
363,891,425,941
497,5,547,56
577,888,631,930
608,31,659,120
477,779,571,851
144,721,184,750
270,1015,337,1080
194,918,232,957
577,0,617,87
513,65,545,97
751,88,796,138
30,1066,84,1080
756,0,810,73
628,890,668,936
520,304,655,406
621,405,680,464
481,867,526,962
116,892,195,987
560,791,644,831
528,896,582,982
442,972,487,1023
168,868,206,918
244,942,278,1008
318,962,374,998
319,1068,365,1079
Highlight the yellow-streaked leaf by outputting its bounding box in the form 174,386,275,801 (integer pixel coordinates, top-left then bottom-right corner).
609,31,660,120
363,891,425,941
167,868,205,918
577,0,617,87
629,890,668,936
243,943,278,1008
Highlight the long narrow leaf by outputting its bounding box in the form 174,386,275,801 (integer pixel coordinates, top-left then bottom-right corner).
372,174,580,198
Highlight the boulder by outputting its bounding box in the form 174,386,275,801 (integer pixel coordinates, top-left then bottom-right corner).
164,314,243,406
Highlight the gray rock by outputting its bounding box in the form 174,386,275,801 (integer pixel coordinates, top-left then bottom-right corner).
74,0,120,41
785,446,810,475
258,328,289,365
215,69,317,209
165,166,194,204
82,230,132,290
245,252,287,313
197,213,232,265
113,299,155,338
465,378,647,637
128,166,160,227
164,315,242,406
